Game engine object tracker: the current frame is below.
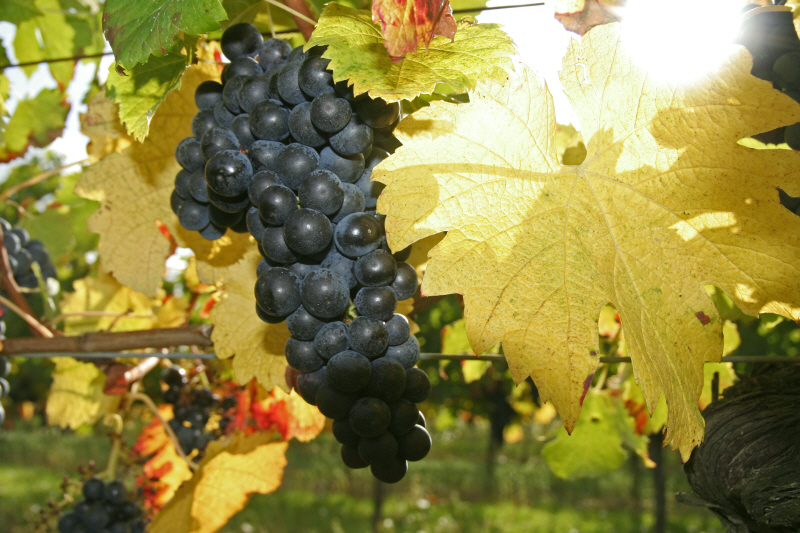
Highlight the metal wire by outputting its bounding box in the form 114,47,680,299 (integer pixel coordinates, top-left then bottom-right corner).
13,352,799,364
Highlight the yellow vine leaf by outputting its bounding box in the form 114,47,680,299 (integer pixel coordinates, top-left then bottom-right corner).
46,357,119,429
148,432,288,533
374,23,800,459
77,64,251,298
203,250,291,391
258,386,326,442
59,269,157,335
305,3,515,102
79,89,133,162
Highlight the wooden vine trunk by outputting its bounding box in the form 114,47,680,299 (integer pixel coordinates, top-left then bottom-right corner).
680,366,800,533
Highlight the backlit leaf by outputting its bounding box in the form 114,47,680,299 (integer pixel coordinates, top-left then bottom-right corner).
255,387,326,442
305,3,515,102
372,0,456,59
13,0,105,86
542,390,642,479
0,0,43,25
46,357,119,429
375,24,800,458
103,0,226,68
203,251,291,392
79,89,133,162
148,432,288,533
77,64,251,298
1,88,69,161
105,53,188,141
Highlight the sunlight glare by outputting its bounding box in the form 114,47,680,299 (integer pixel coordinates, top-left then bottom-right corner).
622,0,745,84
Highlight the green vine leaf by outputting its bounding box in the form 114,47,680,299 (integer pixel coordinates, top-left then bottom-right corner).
105,53,187,141
103,0,226,68
1,88,70,162
0,0,43,25
13,0,105,87
305,3,516,102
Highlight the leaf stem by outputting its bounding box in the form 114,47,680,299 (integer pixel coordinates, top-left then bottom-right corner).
266,0,317,30
0,159,90,203
98,414,124,480
0,293,54,338
127,392,199,471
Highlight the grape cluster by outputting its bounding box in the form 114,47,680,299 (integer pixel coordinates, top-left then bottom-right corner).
0,217,58,418
57,477,146,533
171,22,397,241
161,365,237,456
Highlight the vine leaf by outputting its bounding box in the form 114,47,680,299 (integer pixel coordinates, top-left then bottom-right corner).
1,88,70,162
148,432,288,533
103,0,226,68
372,0,456,60
46,357,120,429
254,387,326,442
542,390,643,479
202,250,291,392
305,3,515,102
0,0,43,25
374,23,800,458
105,53,188,141
77,63,251,299
13,0,105,86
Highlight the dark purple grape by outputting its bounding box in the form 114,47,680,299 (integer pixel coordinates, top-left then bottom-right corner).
299,169,344,215
223,75,248,113
319,146,364,184
277,61,307,105
191,109,218,140
249,99,290,141
287,305,327,341
355,286,397,321
195,80,224,110
254,267,301,316
276,143,320,191
205,150,253,197
386,314,410,346
330,115,373,157
331,183,366,224
299,56,334,98
258,38,293,69
238,75,272,112
333,418,360,446
221,22,263,59
301,269,350,319
176,137,203,172
287,45,307,63
249,169,282,205
388,399,419,436
288,259,321,280
397,425,431,461
310,92,352,133
249,140,285,172
349,397,391,438
230,114,256,148
356,97,401,130
403,366,430,402
261,225,300,264
391,262,418,300
334,212,382,258
284,208,333,256
200,127,238,162
341,444,369,469
174,169,192,198
82,477,105,501
208,204,243,228
258,184,297,226
326,350,371,393
316,382,358,419
313,321,349,360
320,251,357,289
370,456,408,483
296,365,327,406
285,337,325,372
207,189,249,213
354,249,396,287
356,167,386,210
213,99,236,127
177,199,210,231
222,56,262,84
188,171,209,204
348,316,389,359
358,431,398,465
289,101,327,148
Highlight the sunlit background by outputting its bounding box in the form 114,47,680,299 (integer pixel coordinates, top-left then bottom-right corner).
0,0,760,180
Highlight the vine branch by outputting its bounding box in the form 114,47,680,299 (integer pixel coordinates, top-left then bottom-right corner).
0,325,213,355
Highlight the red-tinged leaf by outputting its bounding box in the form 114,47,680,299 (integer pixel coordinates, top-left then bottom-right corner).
199,295,217,319
256,387,326,442
103,362,133,395
372,0,457,60
554,0,622,36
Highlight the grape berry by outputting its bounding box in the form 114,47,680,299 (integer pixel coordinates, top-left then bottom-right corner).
57,477,146,533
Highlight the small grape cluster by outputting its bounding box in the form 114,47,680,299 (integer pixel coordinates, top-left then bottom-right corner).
161,365,236,457
0,355,9,425
1,217,58,288
171,22,395,241
57,477,146,533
